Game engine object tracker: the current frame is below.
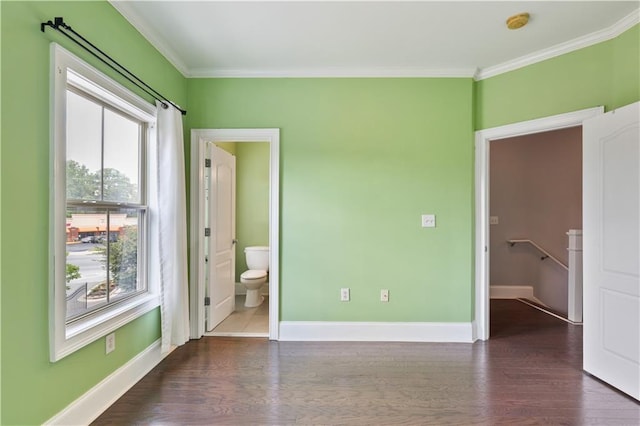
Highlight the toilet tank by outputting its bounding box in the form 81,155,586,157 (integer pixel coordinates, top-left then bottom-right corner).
245,246,269,271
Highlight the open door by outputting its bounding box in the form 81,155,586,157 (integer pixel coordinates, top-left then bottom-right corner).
583,101,639,400
205,144,236,331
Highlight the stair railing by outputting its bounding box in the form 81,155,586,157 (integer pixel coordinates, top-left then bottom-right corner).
506,230,583,323
507,239,568,270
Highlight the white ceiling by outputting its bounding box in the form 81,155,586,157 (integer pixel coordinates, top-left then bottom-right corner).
110,1,639,79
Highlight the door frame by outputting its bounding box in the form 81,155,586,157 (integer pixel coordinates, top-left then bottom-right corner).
474,107,603,341
189,128,280,340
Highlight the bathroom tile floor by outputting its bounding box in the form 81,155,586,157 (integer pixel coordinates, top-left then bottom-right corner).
206,295,269,337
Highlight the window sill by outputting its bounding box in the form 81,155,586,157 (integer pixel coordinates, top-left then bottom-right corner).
53,294,160,362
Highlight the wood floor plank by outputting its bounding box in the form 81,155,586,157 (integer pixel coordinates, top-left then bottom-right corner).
92,300,639,425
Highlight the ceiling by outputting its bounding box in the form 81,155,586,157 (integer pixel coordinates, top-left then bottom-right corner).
110,1,639,79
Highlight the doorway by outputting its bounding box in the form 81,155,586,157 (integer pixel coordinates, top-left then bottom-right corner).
189,129,280,340
489,126,582,324
474,107,603,340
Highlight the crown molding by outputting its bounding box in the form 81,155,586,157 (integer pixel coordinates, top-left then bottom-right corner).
476,8,640,81
109,1,190,77
187,67,478,78
111,1,637,81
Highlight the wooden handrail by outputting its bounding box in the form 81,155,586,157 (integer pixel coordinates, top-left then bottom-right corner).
507,239,568,270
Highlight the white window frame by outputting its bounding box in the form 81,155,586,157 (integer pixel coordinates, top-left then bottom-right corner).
49,43,159,361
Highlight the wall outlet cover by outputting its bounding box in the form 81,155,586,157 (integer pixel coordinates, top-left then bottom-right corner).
490,216,499,225
105,333,116,354
340,288,350,302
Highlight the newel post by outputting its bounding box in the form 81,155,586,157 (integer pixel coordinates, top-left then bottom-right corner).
567,230,583,323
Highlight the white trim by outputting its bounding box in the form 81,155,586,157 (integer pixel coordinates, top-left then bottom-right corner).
474,106,604,341
190,129,280,341
44,339,167,426
470,320,478,342
476,9,640,80
52,44,157,119
189,133,207,339
108,1,190,77
490,285,534,300
66,70,155,122
188,67,477,79
205,331,268,338
279,321,474,343
60,295,159,360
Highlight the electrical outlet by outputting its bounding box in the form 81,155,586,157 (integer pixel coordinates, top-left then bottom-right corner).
421,214,436,228
380,289,389,302
105,333,116,354
340,288,350,302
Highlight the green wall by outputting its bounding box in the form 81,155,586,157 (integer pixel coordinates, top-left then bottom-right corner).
187,78,475,322
0,2,186,424
236,142,270,282
611,24,640,110
476,24,640,130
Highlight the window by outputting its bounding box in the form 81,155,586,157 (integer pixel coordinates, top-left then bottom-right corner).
65,88,146,321
50,44,158,361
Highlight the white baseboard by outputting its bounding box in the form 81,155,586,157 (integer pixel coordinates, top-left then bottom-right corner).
279,321,474,343
490,285,546,306
45,339,165,425
490,285,534,300
471,319,478,342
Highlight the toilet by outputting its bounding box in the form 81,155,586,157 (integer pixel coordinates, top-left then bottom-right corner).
240,246,269,307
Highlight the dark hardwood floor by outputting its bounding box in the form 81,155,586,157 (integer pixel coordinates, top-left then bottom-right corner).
93,300,639,425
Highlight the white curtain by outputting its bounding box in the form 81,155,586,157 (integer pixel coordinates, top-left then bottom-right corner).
155,101,190,354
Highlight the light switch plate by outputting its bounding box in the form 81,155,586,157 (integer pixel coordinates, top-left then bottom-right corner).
421,214,436,228
490,216,499,225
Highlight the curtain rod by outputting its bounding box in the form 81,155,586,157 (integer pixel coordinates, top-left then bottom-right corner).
41,17,187,116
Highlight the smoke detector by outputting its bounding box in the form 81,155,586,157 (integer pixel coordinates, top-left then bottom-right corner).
506,13,530,30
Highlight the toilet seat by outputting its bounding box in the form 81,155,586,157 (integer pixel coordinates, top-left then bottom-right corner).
241,269,267,281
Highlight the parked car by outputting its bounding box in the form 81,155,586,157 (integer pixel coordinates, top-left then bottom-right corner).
80,236,99,243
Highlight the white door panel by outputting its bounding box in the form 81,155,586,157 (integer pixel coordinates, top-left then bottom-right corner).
206,144,236,331
583,101,639,400
601,289,639,363
602,131,639,276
